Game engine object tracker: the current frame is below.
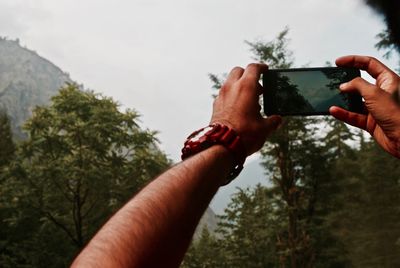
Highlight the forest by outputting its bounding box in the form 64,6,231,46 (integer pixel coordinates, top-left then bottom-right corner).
0,27,399,267
0,86,171,267
182,29,400,267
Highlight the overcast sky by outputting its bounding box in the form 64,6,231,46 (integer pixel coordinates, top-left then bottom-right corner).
1,0,398,212
1,0,398,159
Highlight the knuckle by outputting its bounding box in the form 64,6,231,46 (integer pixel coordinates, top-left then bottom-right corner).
368,56,384,69
219,83,229,94
352,77,364,85
368,56,378,62
228,66,244,79
389,72,400,83
238,78,255,89
231,66,244,73
347,77,364,89
246,63,259,70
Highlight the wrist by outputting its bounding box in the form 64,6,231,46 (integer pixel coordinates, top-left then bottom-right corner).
181,123,246,185
200,145,236,184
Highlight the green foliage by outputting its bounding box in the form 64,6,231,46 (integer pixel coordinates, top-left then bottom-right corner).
365,0,400,51
217,186,281,267
208,73,225,99
0,111,15,168
337,142,400,267
246,26,293,69
182,227,227,268
0,111,17,267
261,115,353,267
375,29,400,72
0,84,170,266
250,28,347,267
376,29,397,59
184,28,400,268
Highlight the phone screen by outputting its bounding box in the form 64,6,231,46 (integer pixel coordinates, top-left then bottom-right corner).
263,67,363,116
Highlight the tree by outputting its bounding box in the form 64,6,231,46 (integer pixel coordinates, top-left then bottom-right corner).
0,111,15,169
181,227,227,268
184,27,400,268
250,29,331,267
1,84,170,266
336,140,400,267
375,29,400,71
365,0,400,49
0,111,17,266
211,29,349,267
217,186,282,267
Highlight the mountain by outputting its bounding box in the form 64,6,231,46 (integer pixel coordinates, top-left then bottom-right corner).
194,208,218,240
211,156,271,215
0,37,72,138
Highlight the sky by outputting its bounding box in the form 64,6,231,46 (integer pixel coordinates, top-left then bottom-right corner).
0,0,398,213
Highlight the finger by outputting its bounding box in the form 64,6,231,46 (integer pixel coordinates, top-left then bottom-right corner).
329,106,367,130
365,114,377,135
340,77,379,100
226,66,245,83
261,115,282,136
219,67,244,95
336,55,395,80
241,63,269,82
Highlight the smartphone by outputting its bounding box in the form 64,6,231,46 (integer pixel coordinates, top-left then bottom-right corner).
263,67,365,116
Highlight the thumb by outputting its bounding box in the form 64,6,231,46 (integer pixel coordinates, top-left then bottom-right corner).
340,77,379,101
262,115,282,136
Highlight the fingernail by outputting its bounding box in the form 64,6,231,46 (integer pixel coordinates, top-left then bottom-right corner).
340,83,347,90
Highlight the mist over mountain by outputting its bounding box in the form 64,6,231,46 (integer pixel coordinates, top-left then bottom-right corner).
194,208,218,240
0,37,72,138
211,156,271,215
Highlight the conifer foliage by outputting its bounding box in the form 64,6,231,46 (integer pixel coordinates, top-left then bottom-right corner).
182,29,400,268
0,84,170,267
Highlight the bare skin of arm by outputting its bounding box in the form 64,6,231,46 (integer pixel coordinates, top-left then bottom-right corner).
71,63,282,268
330,55,400,158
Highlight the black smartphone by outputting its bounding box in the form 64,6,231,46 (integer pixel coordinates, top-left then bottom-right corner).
263,67,365,116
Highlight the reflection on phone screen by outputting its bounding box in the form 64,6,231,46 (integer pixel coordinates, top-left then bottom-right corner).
264,68,359,115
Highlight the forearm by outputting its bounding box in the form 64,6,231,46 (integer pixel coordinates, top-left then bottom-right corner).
72,62,280,267
72,145,233,268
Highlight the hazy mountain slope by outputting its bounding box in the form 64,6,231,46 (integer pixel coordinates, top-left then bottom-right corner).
0,38,72,138
211,156,271,215
194,207,218,240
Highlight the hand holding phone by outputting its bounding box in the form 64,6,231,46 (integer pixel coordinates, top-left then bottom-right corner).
331,55,400,158
263,67,365,116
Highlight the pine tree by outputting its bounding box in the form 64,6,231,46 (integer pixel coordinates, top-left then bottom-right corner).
0,111,17,267
340,141,400,267
217,186,280,267
0,111,15,169
182,227,227,268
